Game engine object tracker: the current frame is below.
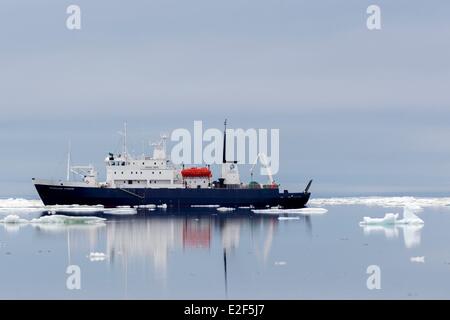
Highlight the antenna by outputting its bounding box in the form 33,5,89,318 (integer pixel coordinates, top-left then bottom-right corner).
124,122,128,160
118,122,128,160
66,140,71,181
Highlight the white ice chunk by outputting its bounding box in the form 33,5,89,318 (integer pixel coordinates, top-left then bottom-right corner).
274,261,287,266
296,208,328,215
0,214,29,224
157,204,168,209
30,215,106,224
359,205,424,226
88,252,107,261
103,207,137,215
0,198,45,214
1,214,106,225
217,207,235,212
360,213,399,225
399,205,424,224
252,208,327,215
410,256,425,263
136,204,156,209
0,198,44,208
45,205,104,214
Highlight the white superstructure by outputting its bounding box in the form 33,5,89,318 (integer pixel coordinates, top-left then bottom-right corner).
104,135,184,189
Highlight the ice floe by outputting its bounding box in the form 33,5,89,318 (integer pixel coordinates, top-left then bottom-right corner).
410,256,425,263
30,215,106,224
0,198,44,208
359,205,425,248
45,205,104,214
359,205,424,226
103,207,137,215
0,214,106,225
157,204,168,209
252,208,327,215
217,207,236,212
0,198,45,214
135,204,156,209
0,215,28,224
88,252,108,261
310,196,450,208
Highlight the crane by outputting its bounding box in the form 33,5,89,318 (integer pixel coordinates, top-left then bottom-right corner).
250,153,275,185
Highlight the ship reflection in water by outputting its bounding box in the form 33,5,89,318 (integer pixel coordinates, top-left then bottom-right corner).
4,204,450,299
22,209,313,298
103,213,280,274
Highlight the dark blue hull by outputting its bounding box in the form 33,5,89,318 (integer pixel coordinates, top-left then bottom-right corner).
34,183,310,209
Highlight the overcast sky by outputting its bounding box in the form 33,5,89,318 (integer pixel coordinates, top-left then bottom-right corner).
1,0,449,198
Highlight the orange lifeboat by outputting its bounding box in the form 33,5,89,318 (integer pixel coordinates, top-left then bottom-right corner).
181,167,212,178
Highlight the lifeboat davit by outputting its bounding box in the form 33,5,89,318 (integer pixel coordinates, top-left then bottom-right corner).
181,167,212,178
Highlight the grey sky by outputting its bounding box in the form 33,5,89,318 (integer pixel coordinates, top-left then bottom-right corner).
1,1,449,197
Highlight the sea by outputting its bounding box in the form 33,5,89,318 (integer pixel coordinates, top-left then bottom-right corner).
1,196,450,299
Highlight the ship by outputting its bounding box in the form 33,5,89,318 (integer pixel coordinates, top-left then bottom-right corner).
32,121,312,209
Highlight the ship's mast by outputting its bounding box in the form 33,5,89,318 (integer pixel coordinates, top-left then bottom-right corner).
223,119,227,163
123,122,128,160
66,140,71,181
119,122,128,161
222,119,237,164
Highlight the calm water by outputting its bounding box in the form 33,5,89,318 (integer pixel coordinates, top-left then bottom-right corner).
1,198,450,299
